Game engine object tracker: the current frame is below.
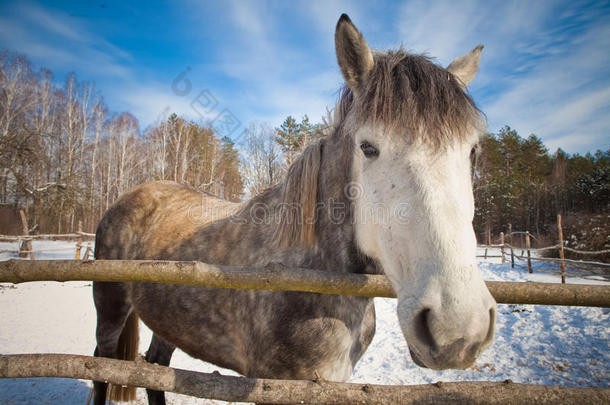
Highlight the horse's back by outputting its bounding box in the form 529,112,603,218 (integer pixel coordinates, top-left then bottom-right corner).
95,181,240,260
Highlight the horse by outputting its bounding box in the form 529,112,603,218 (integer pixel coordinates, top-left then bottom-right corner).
92,14,496,404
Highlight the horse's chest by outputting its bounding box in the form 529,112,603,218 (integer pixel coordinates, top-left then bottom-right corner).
302,322,355,381
258,296,375,381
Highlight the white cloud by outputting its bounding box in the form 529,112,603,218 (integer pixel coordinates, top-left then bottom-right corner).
301,0,366,38
484,8,610,154
111,84,213,129
397,0,483,65
203,1,346,129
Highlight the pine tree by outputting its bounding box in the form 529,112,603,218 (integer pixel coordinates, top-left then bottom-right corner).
217,136,243,202
275,115,325,166
275,116,301,166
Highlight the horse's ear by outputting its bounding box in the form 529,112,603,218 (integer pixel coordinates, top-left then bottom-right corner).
447,45,483,88
335,14,374,91
273,141,322,249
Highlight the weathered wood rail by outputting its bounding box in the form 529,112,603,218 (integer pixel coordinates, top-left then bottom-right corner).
0,232,95,242
1,354,608,404
0,259,609,307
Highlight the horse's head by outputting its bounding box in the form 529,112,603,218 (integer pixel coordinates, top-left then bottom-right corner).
335,14,496,370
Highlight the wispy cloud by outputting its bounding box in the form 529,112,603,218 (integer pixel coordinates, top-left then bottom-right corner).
198,1,346,128
0,2,131,79
394,0,610,153
484,4,610,153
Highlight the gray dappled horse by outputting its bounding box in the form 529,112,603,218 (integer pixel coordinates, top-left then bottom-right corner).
92,14,496,404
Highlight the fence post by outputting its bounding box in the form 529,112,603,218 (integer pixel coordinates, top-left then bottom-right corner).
75,220,83,260
508,224,514,268
500,232,505,263
18,210,34,260
83,242,93,260
484,248,488,259
525,231,533,273
557,214,566,284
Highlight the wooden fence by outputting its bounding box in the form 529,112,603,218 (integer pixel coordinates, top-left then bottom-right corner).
0,259,609,403
2,354,608,404
478,215,610,284
0,231,95,260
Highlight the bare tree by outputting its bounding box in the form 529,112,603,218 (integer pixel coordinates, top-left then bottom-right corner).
241,122,283,197
0,50,245,232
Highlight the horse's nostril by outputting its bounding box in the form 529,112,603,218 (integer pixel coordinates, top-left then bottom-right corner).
414,308,437,350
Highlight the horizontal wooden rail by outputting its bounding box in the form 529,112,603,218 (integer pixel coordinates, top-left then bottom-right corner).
512,254,610,268
0,247,80,254
479,243,610,256
0,259,608,307
0,232,95,242
1,354,608,404
477,252,610,268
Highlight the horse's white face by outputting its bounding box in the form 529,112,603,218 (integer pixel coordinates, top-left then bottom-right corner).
352,126,495,369
336,14,496,369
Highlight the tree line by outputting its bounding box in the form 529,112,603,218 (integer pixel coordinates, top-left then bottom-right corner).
1,50,607,243
0,51,242,233
473,126,608,242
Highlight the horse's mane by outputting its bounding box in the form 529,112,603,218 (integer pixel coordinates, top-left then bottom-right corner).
272,139,322,249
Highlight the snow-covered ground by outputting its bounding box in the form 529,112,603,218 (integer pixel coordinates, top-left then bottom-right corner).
0,242,608,404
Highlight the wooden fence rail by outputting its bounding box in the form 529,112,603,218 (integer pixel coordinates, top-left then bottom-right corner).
476,250,610,268
0,232,95,242
477,243,610,270
1,354,608,404
1,259,609,307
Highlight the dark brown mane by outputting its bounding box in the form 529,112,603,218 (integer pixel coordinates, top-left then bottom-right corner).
341,49,485,146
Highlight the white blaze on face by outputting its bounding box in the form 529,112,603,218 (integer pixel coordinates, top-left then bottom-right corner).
352,125,496,370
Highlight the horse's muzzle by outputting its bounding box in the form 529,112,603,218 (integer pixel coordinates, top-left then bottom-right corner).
407,305,497,370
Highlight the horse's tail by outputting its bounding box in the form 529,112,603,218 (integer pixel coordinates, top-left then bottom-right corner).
108,311,139,402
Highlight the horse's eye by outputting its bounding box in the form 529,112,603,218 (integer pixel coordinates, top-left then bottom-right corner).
360,141,379,158
470,144,480,162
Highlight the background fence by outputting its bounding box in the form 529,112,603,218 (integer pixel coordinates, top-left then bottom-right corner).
477,214,609,283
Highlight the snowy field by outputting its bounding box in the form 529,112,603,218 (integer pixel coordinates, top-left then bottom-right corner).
0,241,608,404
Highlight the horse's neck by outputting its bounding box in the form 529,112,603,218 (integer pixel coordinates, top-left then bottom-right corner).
194,137,372,274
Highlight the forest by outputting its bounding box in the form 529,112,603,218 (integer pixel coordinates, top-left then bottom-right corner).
1,50,608,251
0,51,242,233
473,127,608,243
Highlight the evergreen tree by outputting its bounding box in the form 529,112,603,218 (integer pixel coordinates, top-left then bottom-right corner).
275,115,325,166
275,116,301,166
217,136,243,202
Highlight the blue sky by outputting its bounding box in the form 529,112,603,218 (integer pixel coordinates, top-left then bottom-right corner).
1,0,609,154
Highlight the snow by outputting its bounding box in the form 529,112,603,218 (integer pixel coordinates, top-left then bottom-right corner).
0,242,608,404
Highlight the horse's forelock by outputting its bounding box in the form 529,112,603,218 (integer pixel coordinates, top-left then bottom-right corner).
337,50,485,147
